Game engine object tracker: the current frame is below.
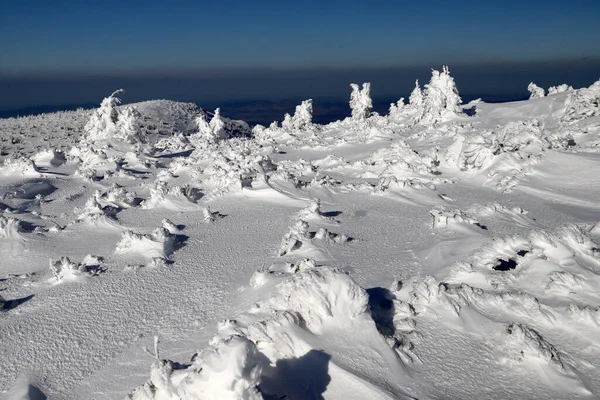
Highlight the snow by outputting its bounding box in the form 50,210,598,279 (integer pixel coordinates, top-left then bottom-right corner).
1,72,600,399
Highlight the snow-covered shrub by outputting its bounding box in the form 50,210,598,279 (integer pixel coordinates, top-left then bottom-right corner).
201,138,274,197
349,83,373,120
96,185,139,209
360,140,437,176
527,82,545,99
282,99,313,130
154,133,191,154
548,84,573,95
278,219,310,256
141,181,179,209
388,98,406,119
0,156,41,176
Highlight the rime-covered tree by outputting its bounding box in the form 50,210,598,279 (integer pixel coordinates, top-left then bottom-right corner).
528,83,546,99
282,99,313,130
388,98,406,119
192,108,228,144
209,108,227,140
84,89,124,141
195,113,213,139
350,83,373,120
425,66,462,113
414,66,462,124
117,106,144,144
409,80,423,107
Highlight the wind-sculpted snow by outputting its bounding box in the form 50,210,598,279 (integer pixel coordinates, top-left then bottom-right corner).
128,267,375,400
49,255,105,283
116,227,181,260
0,215,26,240
563,79,600,122
1,69,600,399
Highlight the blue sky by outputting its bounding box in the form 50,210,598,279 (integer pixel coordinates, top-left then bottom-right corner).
1,0,599,73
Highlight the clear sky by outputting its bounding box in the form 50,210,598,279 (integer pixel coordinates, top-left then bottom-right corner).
1,0,599,113
1,0,599,74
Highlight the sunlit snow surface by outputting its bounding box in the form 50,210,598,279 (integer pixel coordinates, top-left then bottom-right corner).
1,72,600,399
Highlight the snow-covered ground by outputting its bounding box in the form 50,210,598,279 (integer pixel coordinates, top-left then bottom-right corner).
1,68,600,399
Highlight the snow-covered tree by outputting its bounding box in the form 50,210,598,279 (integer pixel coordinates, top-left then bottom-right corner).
209,108,227,140
409,80,423,107
425,66,462,113
350,83,373,121
282,99,313,130
195,113,212,138
192,109,227,144
84,89,124,141
414,66,462,124
117,106,144,144
528,83,546,99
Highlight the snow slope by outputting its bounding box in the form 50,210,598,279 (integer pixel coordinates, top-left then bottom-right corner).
1,70,600,399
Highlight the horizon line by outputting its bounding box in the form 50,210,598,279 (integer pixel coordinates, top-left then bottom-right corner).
2,55,599,79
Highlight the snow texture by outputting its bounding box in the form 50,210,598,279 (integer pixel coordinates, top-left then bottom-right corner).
0,67,600,400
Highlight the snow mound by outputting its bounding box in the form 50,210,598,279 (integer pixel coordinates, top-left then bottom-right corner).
128,335,262,400
503,323,564,370
429,207,482,229
115,227,179,259
32,149,66,168
356,140,438,178
129,267,372,400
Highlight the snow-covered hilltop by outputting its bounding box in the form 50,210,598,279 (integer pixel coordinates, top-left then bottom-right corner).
1,68,600,399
